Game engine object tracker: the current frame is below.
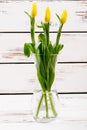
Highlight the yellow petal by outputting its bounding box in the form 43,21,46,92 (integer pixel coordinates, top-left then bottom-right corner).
60,10,68,24
44,7,51,22
31,2,37,17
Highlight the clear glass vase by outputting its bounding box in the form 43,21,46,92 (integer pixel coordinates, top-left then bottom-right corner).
31,54,59,122
32,90,59,123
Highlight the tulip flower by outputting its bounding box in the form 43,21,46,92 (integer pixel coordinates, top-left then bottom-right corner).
31,2,37,17
60,10,68,24
44,7,51,22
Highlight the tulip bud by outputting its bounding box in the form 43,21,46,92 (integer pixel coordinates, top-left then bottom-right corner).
44,7,51,22
31,2,37,17
60,10,68,24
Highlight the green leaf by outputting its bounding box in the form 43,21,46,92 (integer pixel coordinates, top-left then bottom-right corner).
36,56,47,91
37,24,43,28
37,43,42,54
37,70,46,92
48,44,54,54
46,56,56,91
24,11,31,19
38,33,45,44
56,13,61,22
29,43,35,53
24,43,30,57
58,44,64,52
54,44,64,54
37,42,45,54
49,66,55,90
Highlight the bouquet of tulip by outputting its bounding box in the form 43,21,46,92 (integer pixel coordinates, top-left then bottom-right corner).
24,2,67,120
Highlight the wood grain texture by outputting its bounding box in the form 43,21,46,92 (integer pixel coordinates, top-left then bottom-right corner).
0,0,87,31
0,33,87,62
0,1,87,129
0,0,86,93
0,94,87,130
0,63,87,93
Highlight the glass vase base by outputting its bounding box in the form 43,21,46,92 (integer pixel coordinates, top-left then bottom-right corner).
34,116,57,123
32,90,59,123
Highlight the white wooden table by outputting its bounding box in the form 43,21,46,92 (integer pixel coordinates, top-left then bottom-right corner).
0,94,87,130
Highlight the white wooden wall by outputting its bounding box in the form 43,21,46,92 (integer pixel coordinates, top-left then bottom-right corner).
0,1,87,129
0,0,87,93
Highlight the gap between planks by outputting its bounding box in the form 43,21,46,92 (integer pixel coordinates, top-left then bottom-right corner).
0,31,87,33
0,92,87,95
0,62,87,64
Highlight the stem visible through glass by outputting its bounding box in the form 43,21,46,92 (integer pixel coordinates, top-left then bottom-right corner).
44,93,49,118
35,94,43,117
35,91,58,118
48,92,58,117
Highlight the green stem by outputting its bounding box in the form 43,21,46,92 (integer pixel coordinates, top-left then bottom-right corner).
48,92,58,117
46,23,49,45
43,22,50,46
35,94,43,117
31,17,35,45
44,92,49,118
56,24,63,45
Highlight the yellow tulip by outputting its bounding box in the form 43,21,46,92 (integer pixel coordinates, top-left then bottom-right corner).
31,2,37,17
44,7,51,22
60,10,68,24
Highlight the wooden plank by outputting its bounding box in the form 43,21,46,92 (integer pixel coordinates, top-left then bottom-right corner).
0,63,87,93
0,33,87,62
0,124,86,130
0,0,87,31
0,94,87,130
